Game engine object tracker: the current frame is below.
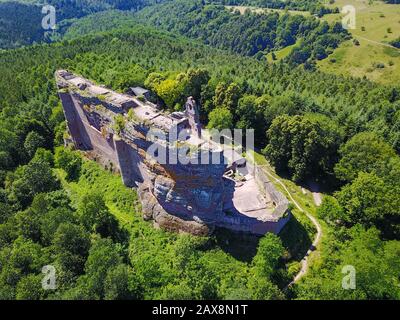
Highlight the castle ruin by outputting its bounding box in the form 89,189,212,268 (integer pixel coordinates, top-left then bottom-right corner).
56,70,290,236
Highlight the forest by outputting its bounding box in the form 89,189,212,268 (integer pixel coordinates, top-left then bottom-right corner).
0,2,45,49
134,0,348,62
0,0,399,300
0,0,167,48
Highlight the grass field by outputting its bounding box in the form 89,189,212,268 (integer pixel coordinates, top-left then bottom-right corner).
225,5,310,16
227,1,400,84
56,159,140,229
319,0,400,84
266,39,303,62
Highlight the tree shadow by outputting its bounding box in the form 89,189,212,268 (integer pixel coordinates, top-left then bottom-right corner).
304,177,340,194
279,215,312,261
205,213,312,264
211,227,261,263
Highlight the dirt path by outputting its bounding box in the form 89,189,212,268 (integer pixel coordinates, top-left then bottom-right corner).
354,33,400,49
259,166,323,286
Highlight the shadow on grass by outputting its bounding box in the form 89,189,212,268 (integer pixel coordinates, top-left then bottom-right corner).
279,215,312,261
211,227,261,262
207,214,312,264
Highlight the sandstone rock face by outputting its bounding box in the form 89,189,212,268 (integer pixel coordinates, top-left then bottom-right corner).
138,183,212,236
56,70,290,236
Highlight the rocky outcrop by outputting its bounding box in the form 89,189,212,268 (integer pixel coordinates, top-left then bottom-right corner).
138,184,212,236
56,70,290,236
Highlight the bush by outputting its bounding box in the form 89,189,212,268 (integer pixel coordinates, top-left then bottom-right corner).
55,147,82,181
373,62,385,69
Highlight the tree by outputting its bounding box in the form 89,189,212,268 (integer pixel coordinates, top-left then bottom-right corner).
236,95,266,143
15,208,42,243
251,233,285,279
247,275,284,300
7,159,60,208
54,147,82,182
207,107,233,130
104,264,135,300
0,236,48,300
317,195,344,225
112,114,126,135
334,132,397,182
78,192,121,240
336,172,400,238
264,114,342,181
144,72,165,91
213,82,241,111
313,44,327,60
0,202,11,224
15,274,45,300
179,68,210,102
77,238,124,299
0,127,18,170
153,78,181,109
159,281,194,300
53,222,91,275
24,131,46,159
31,148,54,167
40,207,77,246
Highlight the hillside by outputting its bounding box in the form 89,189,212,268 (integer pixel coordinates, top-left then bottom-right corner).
0,0,399,302
0,26,314,300
222,0,400,84
318,0,400,84
0,0,167,49
0,22,399,299
134,0,349,63
0,2,44,49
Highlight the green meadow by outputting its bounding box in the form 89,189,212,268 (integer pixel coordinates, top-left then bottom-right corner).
319,0,400,84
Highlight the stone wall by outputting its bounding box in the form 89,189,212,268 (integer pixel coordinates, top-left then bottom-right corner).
254,165,289,220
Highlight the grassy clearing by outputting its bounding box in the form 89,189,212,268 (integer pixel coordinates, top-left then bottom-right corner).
226,5,310,17
227,1,400,83
56,158,140,229
266,39,302,62
319,0,400,84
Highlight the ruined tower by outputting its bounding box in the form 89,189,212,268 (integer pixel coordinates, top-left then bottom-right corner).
185,96,202,138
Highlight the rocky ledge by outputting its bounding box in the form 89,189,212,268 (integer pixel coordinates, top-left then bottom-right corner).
138,184,213,236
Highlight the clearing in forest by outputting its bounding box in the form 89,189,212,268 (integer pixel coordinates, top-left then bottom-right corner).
319,0,400,84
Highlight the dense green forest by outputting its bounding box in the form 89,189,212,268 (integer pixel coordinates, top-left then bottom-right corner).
134,0,348,62
0,2,44,49
0,24,399,299
57,10,139,40
0,0,344,56
0,0,167,49
0,0,399,300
